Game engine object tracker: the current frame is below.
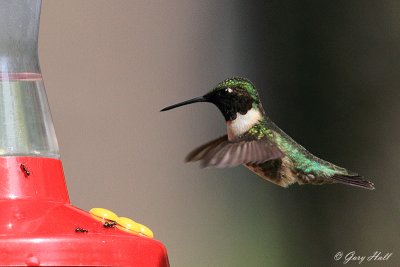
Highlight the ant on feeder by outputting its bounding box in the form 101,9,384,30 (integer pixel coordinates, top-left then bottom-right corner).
75,227,89,233
20,164,30,177
103,221,117,228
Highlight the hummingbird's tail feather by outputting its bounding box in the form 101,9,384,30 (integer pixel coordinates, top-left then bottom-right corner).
331,174,375,190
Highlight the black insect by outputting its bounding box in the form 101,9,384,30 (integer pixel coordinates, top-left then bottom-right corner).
103,221,117,228
75,227,89,233
20,164,30,177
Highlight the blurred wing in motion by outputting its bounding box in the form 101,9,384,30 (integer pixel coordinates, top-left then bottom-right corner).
185,135,283,168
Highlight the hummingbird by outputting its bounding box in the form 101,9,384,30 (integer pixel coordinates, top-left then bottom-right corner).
161,77,374,190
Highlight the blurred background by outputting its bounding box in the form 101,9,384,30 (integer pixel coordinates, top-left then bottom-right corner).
39,1,399,266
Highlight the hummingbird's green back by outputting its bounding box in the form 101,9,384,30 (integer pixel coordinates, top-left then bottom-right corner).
248,116,348,178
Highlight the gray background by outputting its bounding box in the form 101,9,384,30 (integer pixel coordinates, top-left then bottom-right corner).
39,1,399,266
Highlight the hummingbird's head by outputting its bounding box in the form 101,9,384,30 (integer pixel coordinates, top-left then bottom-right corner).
161,77,261,121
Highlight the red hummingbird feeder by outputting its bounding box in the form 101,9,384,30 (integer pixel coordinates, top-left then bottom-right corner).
0,1,169,266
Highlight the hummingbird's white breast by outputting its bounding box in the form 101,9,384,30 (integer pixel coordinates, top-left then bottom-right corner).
227,108,262,140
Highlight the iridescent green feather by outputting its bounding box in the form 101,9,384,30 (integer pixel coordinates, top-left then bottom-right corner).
247,118,348,177
215,77,260,108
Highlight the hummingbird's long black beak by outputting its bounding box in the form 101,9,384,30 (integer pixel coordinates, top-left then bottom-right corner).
160,96,208,112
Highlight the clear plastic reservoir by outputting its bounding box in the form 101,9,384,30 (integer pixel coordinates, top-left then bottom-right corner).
0,73,59,157
0,1,59,158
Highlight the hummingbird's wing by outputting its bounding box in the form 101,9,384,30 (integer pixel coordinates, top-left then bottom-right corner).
185,135,283,168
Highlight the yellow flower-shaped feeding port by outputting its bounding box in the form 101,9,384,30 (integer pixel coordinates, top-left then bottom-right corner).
116,217,154,238
136,223,154,238
89,207,118,222
89,208,154,238
116,217,141,233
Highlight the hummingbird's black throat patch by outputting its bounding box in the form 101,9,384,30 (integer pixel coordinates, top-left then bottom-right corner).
204,87,255,121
